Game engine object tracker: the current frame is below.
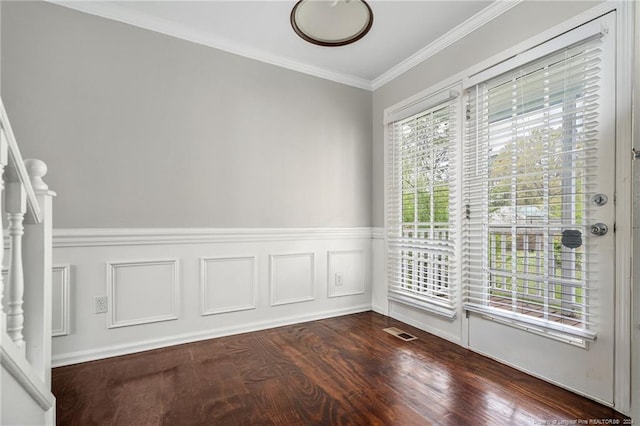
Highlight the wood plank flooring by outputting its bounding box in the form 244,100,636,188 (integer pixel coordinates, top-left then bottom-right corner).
52,311,629,425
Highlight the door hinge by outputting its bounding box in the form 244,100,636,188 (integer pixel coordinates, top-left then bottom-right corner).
613,222,617,233
633,148,640,159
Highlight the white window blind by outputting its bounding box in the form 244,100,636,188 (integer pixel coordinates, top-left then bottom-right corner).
463,33,604,341
386,95,458,318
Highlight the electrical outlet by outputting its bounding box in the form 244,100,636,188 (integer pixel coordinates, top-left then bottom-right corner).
335,273,344,286
94,296,108,314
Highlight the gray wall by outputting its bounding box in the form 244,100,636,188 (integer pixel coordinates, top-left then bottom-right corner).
371,1,602,227
1,1,372,228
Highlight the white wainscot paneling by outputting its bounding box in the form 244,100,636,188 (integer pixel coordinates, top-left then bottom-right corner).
51,228,374,366
270,253,315,306
1,265,70,336
107,259,179,328
52,265,71,337
327,250,364,298
200,256,257,315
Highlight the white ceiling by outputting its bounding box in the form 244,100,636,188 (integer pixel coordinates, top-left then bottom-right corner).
52,1,519,90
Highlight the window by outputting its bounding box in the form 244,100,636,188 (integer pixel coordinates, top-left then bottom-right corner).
386,90,459,318
463,27,607,341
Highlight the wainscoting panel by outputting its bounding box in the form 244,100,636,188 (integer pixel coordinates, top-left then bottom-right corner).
270,253,315,306
51,228,373,366
200,256,256,315
52,265,71,337
107,259,179,329
327,250,364,298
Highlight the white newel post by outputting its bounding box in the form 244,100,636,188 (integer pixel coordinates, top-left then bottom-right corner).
5,162,27,354
22,159,55,386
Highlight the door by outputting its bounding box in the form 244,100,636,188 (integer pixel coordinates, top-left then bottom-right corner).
463,12,616,403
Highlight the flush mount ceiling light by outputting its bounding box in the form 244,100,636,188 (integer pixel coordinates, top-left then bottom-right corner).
290,0,373,47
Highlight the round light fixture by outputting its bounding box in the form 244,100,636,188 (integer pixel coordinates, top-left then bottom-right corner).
290,0,373,47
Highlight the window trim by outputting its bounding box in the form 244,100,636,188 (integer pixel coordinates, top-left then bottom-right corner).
384,85,463,319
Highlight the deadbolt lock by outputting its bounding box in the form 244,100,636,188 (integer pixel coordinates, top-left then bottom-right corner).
590,223,608,236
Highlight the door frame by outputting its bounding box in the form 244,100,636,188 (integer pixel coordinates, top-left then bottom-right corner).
612,0,634,416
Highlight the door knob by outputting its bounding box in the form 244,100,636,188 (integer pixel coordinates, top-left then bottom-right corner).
590,223,608,236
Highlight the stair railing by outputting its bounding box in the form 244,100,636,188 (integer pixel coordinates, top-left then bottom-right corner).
0,98,56,423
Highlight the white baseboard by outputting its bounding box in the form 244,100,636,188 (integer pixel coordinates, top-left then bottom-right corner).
371,302,388,316
52,305,371,367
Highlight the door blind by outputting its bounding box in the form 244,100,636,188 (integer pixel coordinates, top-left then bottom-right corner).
463,34,603,340
386,97,458,318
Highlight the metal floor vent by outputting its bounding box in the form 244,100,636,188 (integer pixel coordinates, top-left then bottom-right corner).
383,327,417,341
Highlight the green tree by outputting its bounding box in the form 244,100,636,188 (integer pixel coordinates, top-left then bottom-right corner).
400,114,451,227
487,128,584,224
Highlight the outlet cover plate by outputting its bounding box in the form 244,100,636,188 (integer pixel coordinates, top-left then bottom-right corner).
95,296,108,314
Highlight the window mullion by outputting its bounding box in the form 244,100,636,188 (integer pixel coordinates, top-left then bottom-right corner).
429,112,436,296
510,76,520,314
412,118,419,294
542,70,551,322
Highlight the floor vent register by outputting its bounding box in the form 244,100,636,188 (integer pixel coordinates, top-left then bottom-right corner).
383,327,418,341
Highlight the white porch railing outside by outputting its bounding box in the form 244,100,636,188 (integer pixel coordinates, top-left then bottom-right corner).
487,227,586,328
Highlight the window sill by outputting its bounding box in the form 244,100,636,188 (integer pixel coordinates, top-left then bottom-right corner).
389,292,457,320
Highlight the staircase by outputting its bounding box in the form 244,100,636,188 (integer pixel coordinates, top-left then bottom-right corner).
0,99,56,425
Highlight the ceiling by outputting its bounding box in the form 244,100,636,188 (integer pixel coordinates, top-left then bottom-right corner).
51,1,519,90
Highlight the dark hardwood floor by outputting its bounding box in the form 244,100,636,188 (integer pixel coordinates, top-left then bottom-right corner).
52,311,629,425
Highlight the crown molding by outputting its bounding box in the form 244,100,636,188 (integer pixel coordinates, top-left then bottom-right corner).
371,0,523,90
48,0,521,92
46,0,373,91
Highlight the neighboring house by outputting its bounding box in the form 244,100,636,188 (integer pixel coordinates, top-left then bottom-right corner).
0,0,638,423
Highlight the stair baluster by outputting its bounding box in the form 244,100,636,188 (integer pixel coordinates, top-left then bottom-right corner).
0,133,7,326
5,163,28,353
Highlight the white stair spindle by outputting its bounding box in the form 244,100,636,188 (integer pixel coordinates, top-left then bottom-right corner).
5,163,27,353
0,131,7,325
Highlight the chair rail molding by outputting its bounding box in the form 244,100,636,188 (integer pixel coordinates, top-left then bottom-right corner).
52,227,375,247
